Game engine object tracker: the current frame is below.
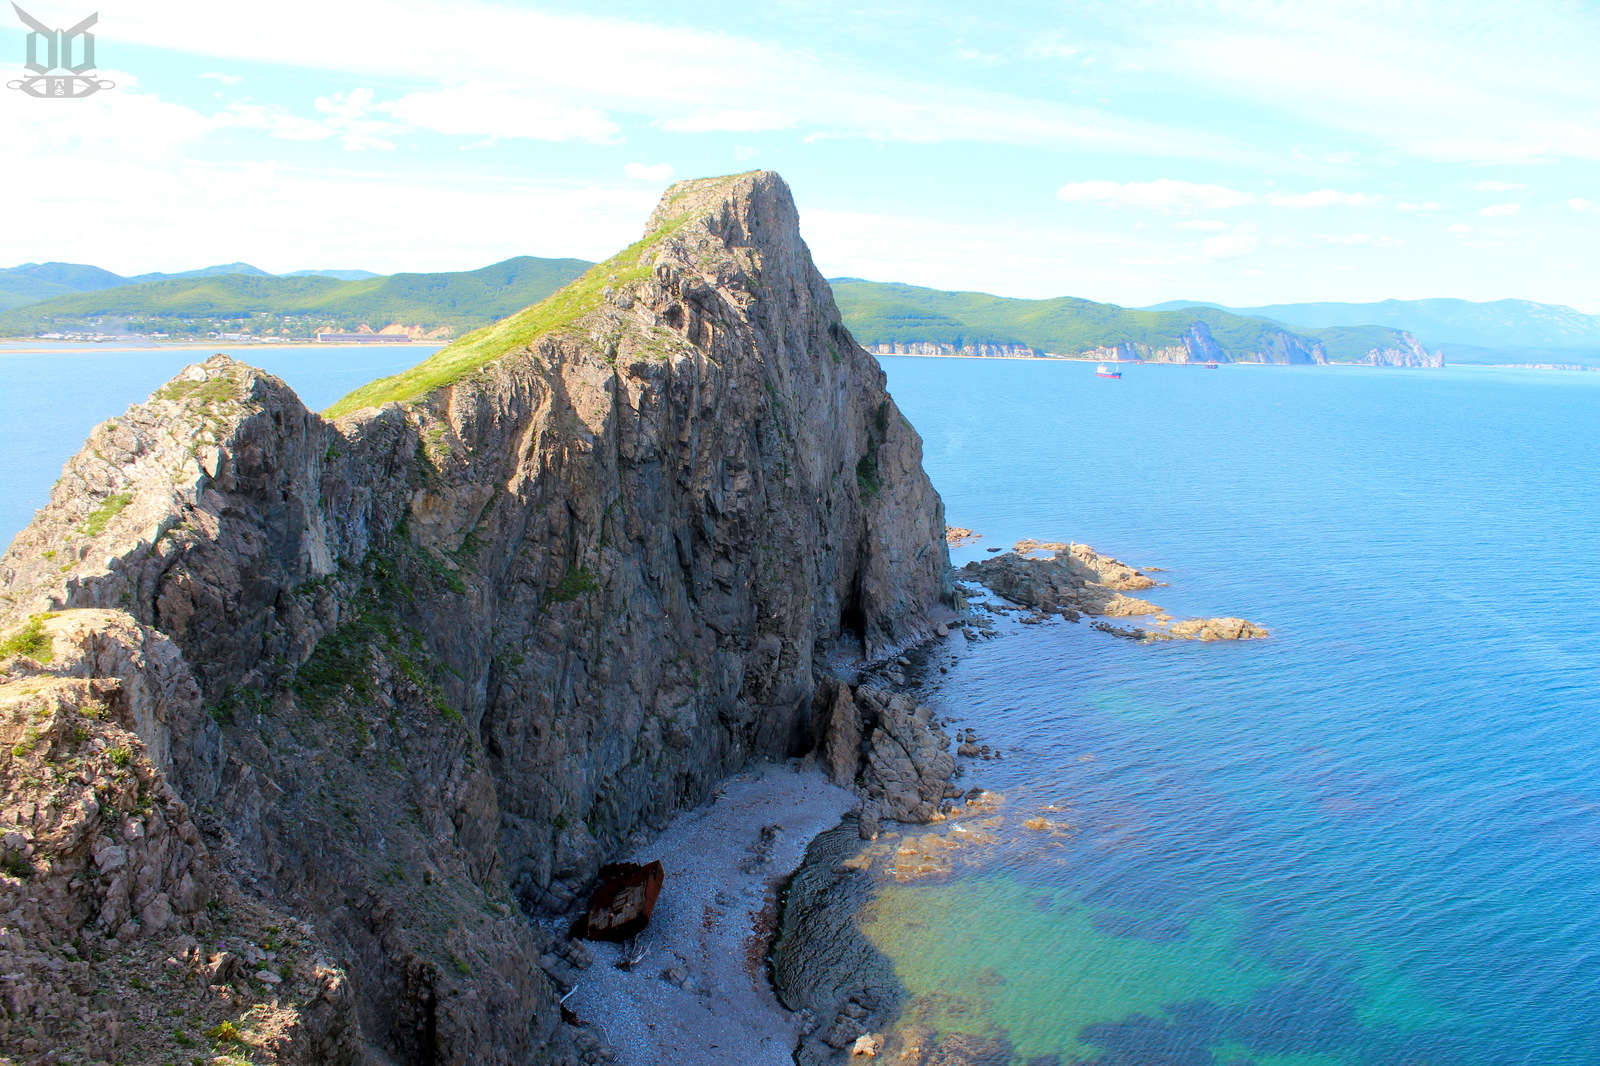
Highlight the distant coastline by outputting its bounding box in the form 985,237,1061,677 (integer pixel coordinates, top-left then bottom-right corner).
873,350,1600,372
0,342,444,355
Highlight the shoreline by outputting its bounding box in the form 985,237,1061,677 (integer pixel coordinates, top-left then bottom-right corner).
564,764,857,1066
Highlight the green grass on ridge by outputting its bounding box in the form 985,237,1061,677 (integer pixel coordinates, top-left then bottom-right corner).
323,213,696,418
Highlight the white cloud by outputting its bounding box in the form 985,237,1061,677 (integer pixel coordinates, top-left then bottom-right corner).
1172,219,1228,231
1447,224,1474,234
0,155,661,276
1567,198,1598,213
1267,189,1379,208
0,66,215,158
624,162,674,182
383,84,620,143
1465,180,1528,191
1201,227,1259,261
1057,179,1254,212
1479,202,1522,217
657,110,794,133
1028,39,1083,60
102,0,1238,158
216,89,406,150
1093,0,1600,165
1314,233,1404,247
199,72,243,85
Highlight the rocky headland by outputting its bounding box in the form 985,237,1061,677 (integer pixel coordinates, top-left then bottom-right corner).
0,172,959,1065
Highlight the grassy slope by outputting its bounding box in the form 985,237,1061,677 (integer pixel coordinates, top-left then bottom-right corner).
0,256,594,334
832,281,1418,362
323,216,693,418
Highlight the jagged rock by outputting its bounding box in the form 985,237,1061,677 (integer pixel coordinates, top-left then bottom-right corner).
0,172,951,1064
852,686,955,832
1166,616,1269,641
964,542,1264,640
852,1033,883,1057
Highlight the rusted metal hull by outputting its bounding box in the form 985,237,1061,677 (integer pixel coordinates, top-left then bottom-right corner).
572,860,664,942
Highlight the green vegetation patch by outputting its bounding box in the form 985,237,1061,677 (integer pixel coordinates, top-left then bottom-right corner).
292,611,391,712
0,614,55,662
154,377,241,405
78,491,133,536
324,212,698,417
547,565,600,605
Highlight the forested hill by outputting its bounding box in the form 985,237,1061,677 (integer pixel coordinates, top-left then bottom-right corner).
0,256,593,337
831,280,1437,365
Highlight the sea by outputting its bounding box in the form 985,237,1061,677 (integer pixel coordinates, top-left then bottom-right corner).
868,356,1600,1066
3,348,1598,1064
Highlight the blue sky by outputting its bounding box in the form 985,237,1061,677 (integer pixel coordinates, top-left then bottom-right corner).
3,0,1600,309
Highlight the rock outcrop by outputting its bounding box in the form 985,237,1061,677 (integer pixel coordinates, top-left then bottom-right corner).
0,171,951,1064
0,611,360,1062
815,682,956,840
962,542,1266,641
962,542,1162,621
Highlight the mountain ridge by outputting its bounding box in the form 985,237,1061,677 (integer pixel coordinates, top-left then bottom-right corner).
834,280,1440,366
1143,296,1600,350
0,256,594,337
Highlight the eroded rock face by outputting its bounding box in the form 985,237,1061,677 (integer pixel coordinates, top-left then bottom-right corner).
0,611,359,1063
813,682,956,839
0,172,950,1064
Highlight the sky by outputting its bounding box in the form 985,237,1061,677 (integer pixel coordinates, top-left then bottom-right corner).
3,0,1600,310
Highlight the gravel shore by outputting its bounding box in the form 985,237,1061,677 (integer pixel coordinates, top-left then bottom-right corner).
565,763,857,1066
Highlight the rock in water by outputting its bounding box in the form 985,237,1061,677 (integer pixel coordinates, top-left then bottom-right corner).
963,542,1265,640
0,172,951,1064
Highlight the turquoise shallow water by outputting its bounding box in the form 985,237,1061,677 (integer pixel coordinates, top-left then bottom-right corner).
872,358,1600,1065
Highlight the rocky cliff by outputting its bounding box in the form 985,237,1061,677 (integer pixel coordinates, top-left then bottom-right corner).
0,172,951,1064
1357,334,1444,367
864,342,1042,359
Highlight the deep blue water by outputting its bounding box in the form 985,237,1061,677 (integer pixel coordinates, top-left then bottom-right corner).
0,346,435,541
867,358,1600,1065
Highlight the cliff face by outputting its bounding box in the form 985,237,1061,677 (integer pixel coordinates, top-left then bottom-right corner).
1360,335,1443,367
0,172,950,1064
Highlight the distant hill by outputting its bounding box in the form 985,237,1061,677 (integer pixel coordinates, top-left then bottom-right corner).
281,269,382,281
0,256,595,337
127,262,275,284
0,262,130,311
1143,297,1600,350
832,280,1437,366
